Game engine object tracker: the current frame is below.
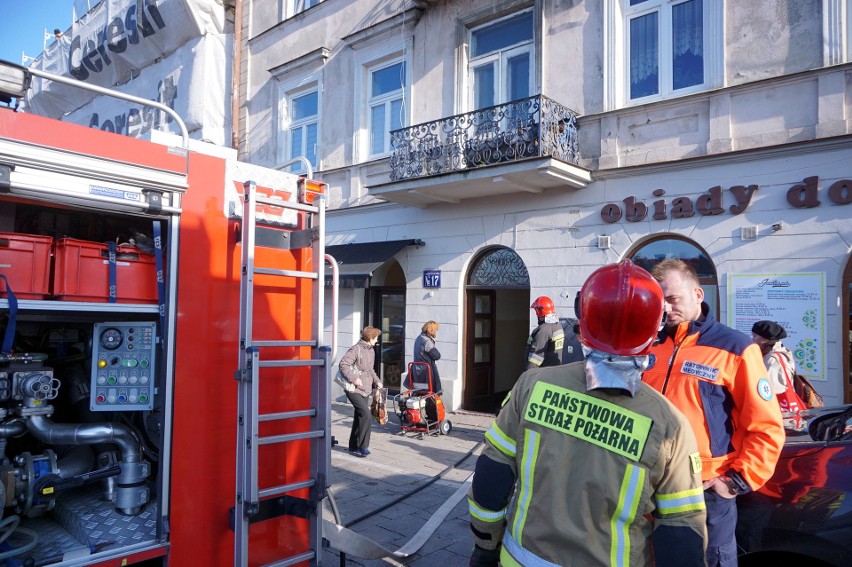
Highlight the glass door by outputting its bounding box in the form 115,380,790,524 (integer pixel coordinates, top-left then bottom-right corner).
370,289,405,391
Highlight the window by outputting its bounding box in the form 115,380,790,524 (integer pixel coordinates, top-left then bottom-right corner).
607,0,721,108
468,11,534,110
283,0,321,19
629,235,719,318
287,89,318,172
367,59,406,157
278,81,320,174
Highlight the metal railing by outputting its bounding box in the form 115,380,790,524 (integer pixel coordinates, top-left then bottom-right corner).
389,95,579,181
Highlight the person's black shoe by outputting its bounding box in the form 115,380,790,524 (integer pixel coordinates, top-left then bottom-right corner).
348,448,365,458
359,448,371,457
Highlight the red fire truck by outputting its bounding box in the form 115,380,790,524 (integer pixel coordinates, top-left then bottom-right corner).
0,104,333,566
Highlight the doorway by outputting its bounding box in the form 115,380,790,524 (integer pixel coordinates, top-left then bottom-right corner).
463,247,530,412
370,288,405,391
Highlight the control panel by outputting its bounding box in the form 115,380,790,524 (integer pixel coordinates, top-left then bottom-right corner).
90,322,156,411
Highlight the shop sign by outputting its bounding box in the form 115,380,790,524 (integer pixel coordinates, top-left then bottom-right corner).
600,176,852,224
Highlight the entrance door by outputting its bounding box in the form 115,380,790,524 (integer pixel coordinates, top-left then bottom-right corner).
465,290,496,411
371,289,405,390
463,247,530,412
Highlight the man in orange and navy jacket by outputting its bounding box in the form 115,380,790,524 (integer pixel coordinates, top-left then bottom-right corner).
642,259,784,567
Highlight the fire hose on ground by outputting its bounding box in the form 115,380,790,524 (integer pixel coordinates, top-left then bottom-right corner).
324,438,485,564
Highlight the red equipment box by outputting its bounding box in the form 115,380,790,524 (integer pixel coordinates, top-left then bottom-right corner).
52,238,158,303
0,233,53,300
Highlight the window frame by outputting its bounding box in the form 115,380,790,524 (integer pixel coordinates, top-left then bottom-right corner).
277,75,322,174
367,59,407,157
466,9,535,111
353,41,412,162
280,0,322,21
604,0,723,110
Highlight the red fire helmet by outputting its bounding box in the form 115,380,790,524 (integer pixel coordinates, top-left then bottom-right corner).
531,296,556,317
578,260,664,356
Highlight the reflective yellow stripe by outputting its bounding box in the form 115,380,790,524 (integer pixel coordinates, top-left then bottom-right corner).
610,464,645,567
485,423,516,458
500,546,523,567
468,498,507,523
511,429,540,546
553,329,565,350
655,486,705,515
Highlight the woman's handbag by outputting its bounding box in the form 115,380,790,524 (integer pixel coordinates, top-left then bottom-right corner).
334,346,362,393
334,370,355,392
793,372,824,408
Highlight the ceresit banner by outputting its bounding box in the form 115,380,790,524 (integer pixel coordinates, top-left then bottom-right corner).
27,0,225,118
61,33,231,146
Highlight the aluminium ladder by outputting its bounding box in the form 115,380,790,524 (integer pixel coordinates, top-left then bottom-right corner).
234,179,334,566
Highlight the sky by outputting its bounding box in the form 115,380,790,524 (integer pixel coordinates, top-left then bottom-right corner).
0,0,78,65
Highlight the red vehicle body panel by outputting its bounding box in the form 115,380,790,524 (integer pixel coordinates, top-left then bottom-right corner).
169,150,315,566
0,109,316,566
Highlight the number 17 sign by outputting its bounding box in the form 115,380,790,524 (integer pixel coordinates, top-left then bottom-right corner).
423,270,441,288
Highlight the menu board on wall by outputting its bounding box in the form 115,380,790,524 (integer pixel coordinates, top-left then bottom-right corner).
727,272,825,380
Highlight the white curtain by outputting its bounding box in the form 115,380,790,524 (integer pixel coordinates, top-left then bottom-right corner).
630,12,659,96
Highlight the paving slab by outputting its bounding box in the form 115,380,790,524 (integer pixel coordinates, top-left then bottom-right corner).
322,400,494,566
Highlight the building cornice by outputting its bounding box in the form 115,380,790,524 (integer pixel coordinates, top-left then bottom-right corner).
592,135,852,180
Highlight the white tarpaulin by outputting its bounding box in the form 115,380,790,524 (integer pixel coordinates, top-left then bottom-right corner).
27,0,227,119
61,33,231,145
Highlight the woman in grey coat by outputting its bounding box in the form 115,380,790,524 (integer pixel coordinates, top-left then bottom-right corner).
339,326,382,457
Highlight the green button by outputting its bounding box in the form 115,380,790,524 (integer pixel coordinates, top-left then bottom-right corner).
139,395,148,403
107,376,117,385
140,360,149,368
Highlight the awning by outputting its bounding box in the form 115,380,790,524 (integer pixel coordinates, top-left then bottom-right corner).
325,239,425,288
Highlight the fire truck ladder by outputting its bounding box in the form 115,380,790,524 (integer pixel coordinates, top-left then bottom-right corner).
233,180,336,567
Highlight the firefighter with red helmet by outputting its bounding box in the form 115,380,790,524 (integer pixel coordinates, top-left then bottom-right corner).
526,296,565,369
469,260,706,566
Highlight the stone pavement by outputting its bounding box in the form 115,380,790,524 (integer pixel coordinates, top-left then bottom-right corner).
322,399,495,566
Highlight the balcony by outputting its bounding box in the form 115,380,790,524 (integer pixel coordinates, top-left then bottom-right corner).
371,95,591,207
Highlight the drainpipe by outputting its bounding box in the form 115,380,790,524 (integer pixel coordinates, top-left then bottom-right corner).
231,0,243,152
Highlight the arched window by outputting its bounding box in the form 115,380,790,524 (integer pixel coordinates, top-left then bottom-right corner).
629,236,719,318
467,247,530,288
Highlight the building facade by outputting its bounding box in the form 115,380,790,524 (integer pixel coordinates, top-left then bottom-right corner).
240,0,852,411
25,0,234,146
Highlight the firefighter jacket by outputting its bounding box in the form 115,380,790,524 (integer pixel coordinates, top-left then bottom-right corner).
526,316,564,369
642,304,784,491
468,362,707,566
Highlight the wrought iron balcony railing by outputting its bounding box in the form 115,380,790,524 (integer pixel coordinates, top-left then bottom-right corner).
389,95,579,182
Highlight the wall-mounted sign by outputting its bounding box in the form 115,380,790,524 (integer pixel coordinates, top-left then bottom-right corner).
600,176,852,224
727,272,825,380
423,270,441,288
